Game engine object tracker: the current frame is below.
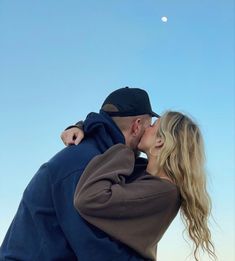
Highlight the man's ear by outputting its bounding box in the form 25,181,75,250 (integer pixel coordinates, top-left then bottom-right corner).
131,118,141,136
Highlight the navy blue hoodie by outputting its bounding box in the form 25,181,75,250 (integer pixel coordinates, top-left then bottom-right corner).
0,111,147,261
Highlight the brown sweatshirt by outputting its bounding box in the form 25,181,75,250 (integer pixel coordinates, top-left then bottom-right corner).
74,144,181,261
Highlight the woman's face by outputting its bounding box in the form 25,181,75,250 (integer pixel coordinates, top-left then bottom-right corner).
137,119,161,153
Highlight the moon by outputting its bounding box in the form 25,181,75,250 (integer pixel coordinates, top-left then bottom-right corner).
161,16,168,23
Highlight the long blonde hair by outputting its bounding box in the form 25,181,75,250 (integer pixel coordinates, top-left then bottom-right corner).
156,111,216,261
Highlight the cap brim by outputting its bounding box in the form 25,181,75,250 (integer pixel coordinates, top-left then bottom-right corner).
151,112,160,118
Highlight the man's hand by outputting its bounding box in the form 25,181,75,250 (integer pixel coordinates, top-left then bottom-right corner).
60,127,85,146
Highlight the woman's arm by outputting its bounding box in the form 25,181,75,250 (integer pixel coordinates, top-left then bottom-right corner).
75,144,178,218
74,144,180,260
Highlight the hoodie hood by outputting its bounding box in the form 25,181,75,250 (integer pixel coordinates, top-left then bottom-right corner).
83,110,125,152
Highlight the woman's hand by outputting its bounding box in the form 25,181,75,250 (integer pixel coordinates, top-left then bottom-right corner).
60,127,84,146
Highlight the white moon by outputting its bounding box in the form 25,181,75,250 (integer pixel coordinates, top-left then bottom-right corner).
161,16,168,22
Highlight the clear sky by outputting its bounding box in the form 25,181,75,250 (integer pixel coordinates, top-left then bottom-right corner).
0,1,234,260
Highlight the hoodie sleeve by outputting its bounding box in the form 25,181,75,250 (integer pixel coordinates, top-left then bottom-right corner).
64,120,84,131
74,144,180,260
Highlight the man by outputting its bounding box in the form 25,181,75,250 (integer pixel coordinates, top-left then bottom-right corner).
0,87,159,261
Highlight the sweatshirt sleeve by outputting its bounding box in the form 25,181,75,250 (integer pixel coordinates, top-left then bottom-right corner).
74,144,180,260
64,120,84,131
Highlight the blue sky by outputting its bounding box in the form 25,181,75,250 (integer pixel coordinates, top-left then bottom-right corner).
0,1,234,260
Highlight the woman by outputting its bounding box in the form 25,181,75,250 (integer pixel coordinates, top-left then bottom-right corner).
63,111,216,261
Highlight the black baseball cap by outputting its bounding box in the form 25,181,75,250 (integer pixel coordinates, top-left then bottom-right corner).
101,87,160,118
